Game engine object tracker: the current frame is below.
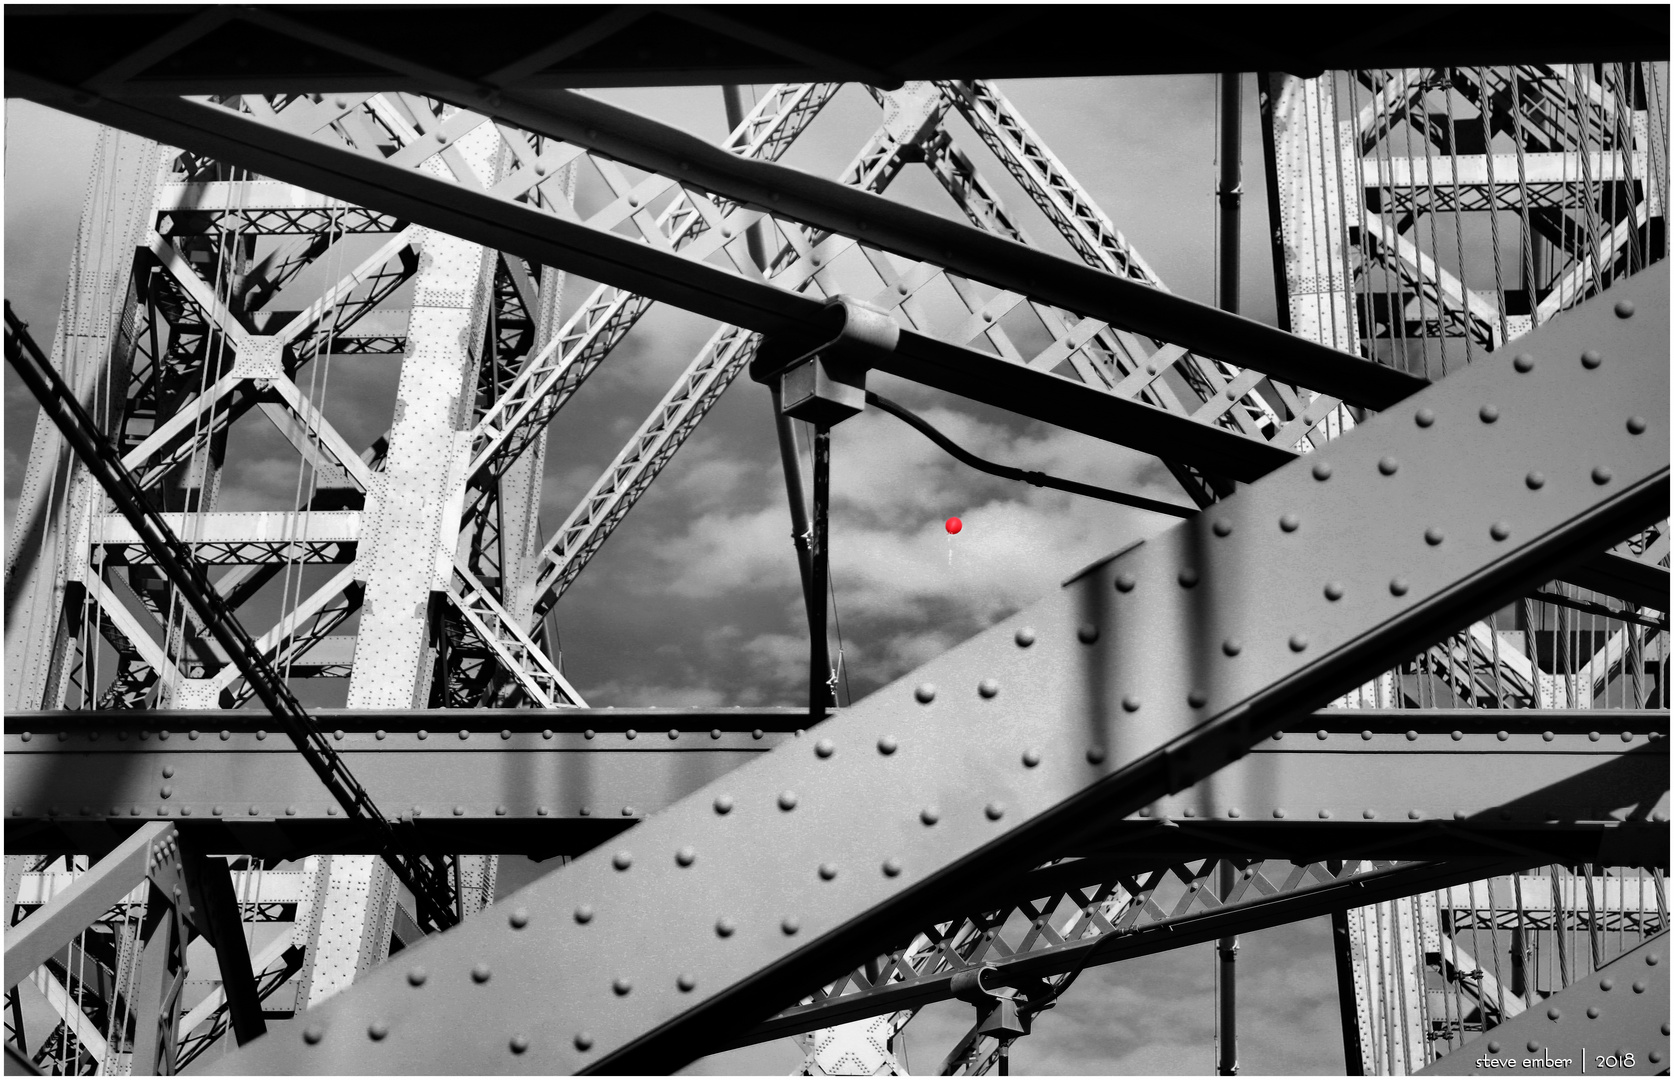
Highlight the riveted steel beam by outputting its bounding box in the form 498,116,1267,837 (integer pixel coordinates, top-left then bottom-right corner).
194,263,1669,1074
1416,931,1669,1075
5,710,1665,859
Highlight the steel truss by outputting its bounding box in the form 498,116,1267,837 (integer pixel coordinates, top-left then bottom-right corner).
4,33,1670,1077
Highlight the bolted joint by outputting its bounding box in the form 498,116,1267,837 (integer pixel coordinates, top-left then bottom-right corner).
750,296,899,427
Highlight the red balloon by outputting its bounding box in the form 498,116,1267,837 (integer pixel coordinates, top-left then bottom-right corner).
945,517,963,535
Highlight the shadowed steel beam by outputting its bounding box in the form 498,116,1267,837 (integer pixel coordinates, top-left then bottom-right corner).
5,711,1665,855
1416,931,1669,1074
199,252,1667,1075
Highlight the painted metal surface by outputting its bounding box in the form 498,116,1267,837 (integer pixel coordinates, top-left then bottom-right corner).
199,257,1667,1073
1418,932,1669,1075
4,711,1665,856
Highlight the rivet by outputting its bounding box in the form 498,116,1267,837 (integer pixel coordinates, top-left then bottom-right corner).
877,736,898,755
752,729,764,740
714,795,734,814
978,678,1000,699
1621,731,1634,743
1022,748,1041,767
1378,456,1399,475
1589,731,1601,742
1415,407,1435,428
538,805,550,816
1408,809,1422,819
1319,809,1331,819
1600,977,1614,991
920,806,940,825
779,914,802,936
612,851,632,870
1188,690,1208,707
408,966,428,986
1390,577,1409,596
1122,694,1141,712
1222,638,1242,657
1592,465,1613,485
1513,353,1535,372
1077,623,1100,643
914,683,936,703
249,805,260,815
1114,573,1136,593
303,1025,324,1045
286,805,298,816
1273,808,1285,818
1405,730,1418,741
1582,348,1604,368
1227,807,1241,818
668,729,680,740
1633,980,1646,993
677,973,697,992
1361,730,1373,741
1615,299,1636,319
1648,953,1661,966
575,1033,594,1051
1311,461,1332,481
1424,526,1444,546
1527,1041,1542,1053
1489,521,1512,542
472,964,491,984
1627,415,1647,435
611,976,632,996
495,804,507,816
777,791,798,811
1317,730,1329,740
509,1035,529,1055
711,729,722,740
818,863,838,880
1488,1041,1501,1053
1271,732,1284,741
1451,730,1464,741
715,917,736,937
815,738,835,758
985,802,1005,821
1288,633,1308,653
882,857,903,877
375,729,387,740
452,805,464,816
1324,581,1344,601
1363,809,1376,819
368,1021,389,1041
1212,519,1233,537
1015,625,1038,645
213,806,224,816
159,730,170,741
1280,513,1300,532
1086,745,1107,765
1479,404,1499,423
1177,568,1200,588
626,728,638,740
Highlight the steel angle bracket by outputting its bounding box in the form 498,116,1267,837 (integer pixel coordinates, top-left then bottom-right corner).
1417,932,1670,1074
216,268,1668,1075
750,295,900,426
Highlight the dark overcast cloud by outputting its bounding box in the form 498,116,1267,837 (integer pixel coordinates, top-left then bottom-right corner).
3,78,1344,1073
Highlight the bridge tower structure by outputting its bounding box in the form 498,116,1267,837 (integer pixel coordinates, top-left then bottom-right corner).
2,10,1668,1076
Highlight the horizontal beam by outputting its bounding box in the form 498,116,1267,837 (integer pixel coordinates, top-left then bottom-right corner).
6,7,1663,92
4,711,1665,855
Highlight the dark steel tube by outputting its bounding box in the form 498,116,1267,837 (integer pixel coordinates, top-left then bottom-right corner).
808,424,833,719
1216,72,1243,1078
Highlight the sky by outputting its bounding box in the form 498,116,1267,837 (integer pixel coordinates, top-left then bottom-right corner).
3,77,1349,1073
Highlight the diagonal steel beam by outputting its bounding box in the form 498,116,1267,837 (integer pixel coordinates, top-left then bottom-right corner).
1417,931,1669,1074
205,224,1668,1076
